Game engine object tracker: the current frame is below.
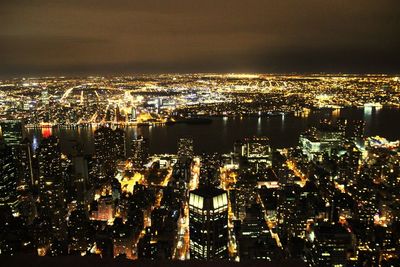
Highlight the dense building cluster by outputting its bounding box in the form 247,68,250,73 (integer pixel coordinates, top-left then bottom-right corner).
0,74,399,127
1,73,400,267
0,114,399,266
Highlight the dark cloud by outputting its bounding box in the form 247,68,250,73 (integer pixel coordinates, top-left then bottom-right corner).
0,0,399,77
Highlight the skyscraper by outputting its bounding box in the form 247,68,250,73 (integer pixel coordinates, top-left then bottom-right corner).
177,137,194,161
199,153,222,186
19,138,34,188
234,136,272,170
0,120,24,146
238,204,280,260
37,136,67,241
94,127,126,160
131,135,149,169
310,222,353,266
0,120,33,188
189,186,228,260
0,144,18,209
94,126,126,179
71,154,89,206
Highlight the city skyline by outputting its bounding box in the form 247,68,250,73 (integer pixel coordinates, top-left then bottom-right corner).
0,74,399,265
1,1,400,266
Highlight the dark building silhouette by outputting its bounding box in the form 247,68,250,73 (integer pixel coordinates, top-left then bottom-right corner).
131,135,149,169
37,136,67,242
94,126,126,179
0,144,18,209
178,137,194,161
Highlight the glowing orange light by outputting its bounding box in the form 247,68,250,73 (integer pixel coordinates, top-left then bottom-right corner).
41,127,52,138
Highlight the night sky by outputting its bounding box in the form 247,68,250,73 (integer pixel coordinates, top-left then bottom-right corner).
0,0,399,77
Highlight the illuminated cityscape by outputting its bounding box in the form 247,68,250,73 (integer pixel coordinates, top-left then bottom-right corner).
0,74,399,267
1,0,400,266
0,74,399,128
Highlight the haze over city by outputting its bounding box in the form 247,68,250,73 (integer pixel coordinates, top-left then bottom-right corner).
1,0,400,77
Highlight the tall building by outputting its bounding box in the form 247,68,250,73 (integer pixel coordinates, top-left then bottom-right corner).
189,186,228,260
238,204,280,260
131,135,149,169
0,144,18,209
94,126,126,178
94,127,126,159
299,126,344,162
19,138,34,188
199,153,222,186
234,136,272,170
0,120,33,188
128,107,137,122
351,120,365,139
311,222,353,266
177,137,194,161
37,136,67,241
71,155,89,206
68,208,93,253
277,184,303,240
0,120,24,146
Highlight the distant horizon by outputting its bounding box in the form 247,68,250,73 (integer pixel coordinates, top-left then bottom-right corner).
2,1,399,80
1,72,400,80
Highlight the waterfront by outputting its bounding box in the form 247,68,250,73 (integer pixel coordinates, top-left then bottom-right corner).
26,107,400,155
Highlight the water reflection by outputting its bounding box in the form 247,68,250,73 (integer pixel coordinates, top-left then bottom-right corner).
257,117,262,135
26,107,400,155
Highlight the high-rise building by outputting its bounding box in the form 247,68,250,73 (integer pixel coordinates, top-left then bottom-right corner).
0,120,24,146
277,184,303,240
199,153,222,186
131,135,149,169
19,138,34,188
238,204,281,260
299,126,344,162
94,126,126,178
37,136,67,241
0,120,33,188
177,137,194,160
234,136,272,170
233,179,257,220
71,155,89,206
68,208,93,253
95,127,126,159
128,107,137,122
310,222,353,266
0,144,18,209
350,120,365,139
189,186,228,260
89,195,115,221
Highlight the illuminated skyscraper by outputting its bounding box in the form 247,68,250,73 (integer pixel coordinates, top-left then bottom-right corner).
0,120,24,146
37,136,67,241
311,222,353,266
0,144,18,209
238,204,280,260
19,138,34,188
131,135,149,169
68,208,93,253
299,125,344,162
128,107,137,122
177,137,194,161
94,126,126,178
95,127,126,159
71,154,89,206
199,153,222,186
189,186,228,260
0,120,33,188
234,136,272,170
